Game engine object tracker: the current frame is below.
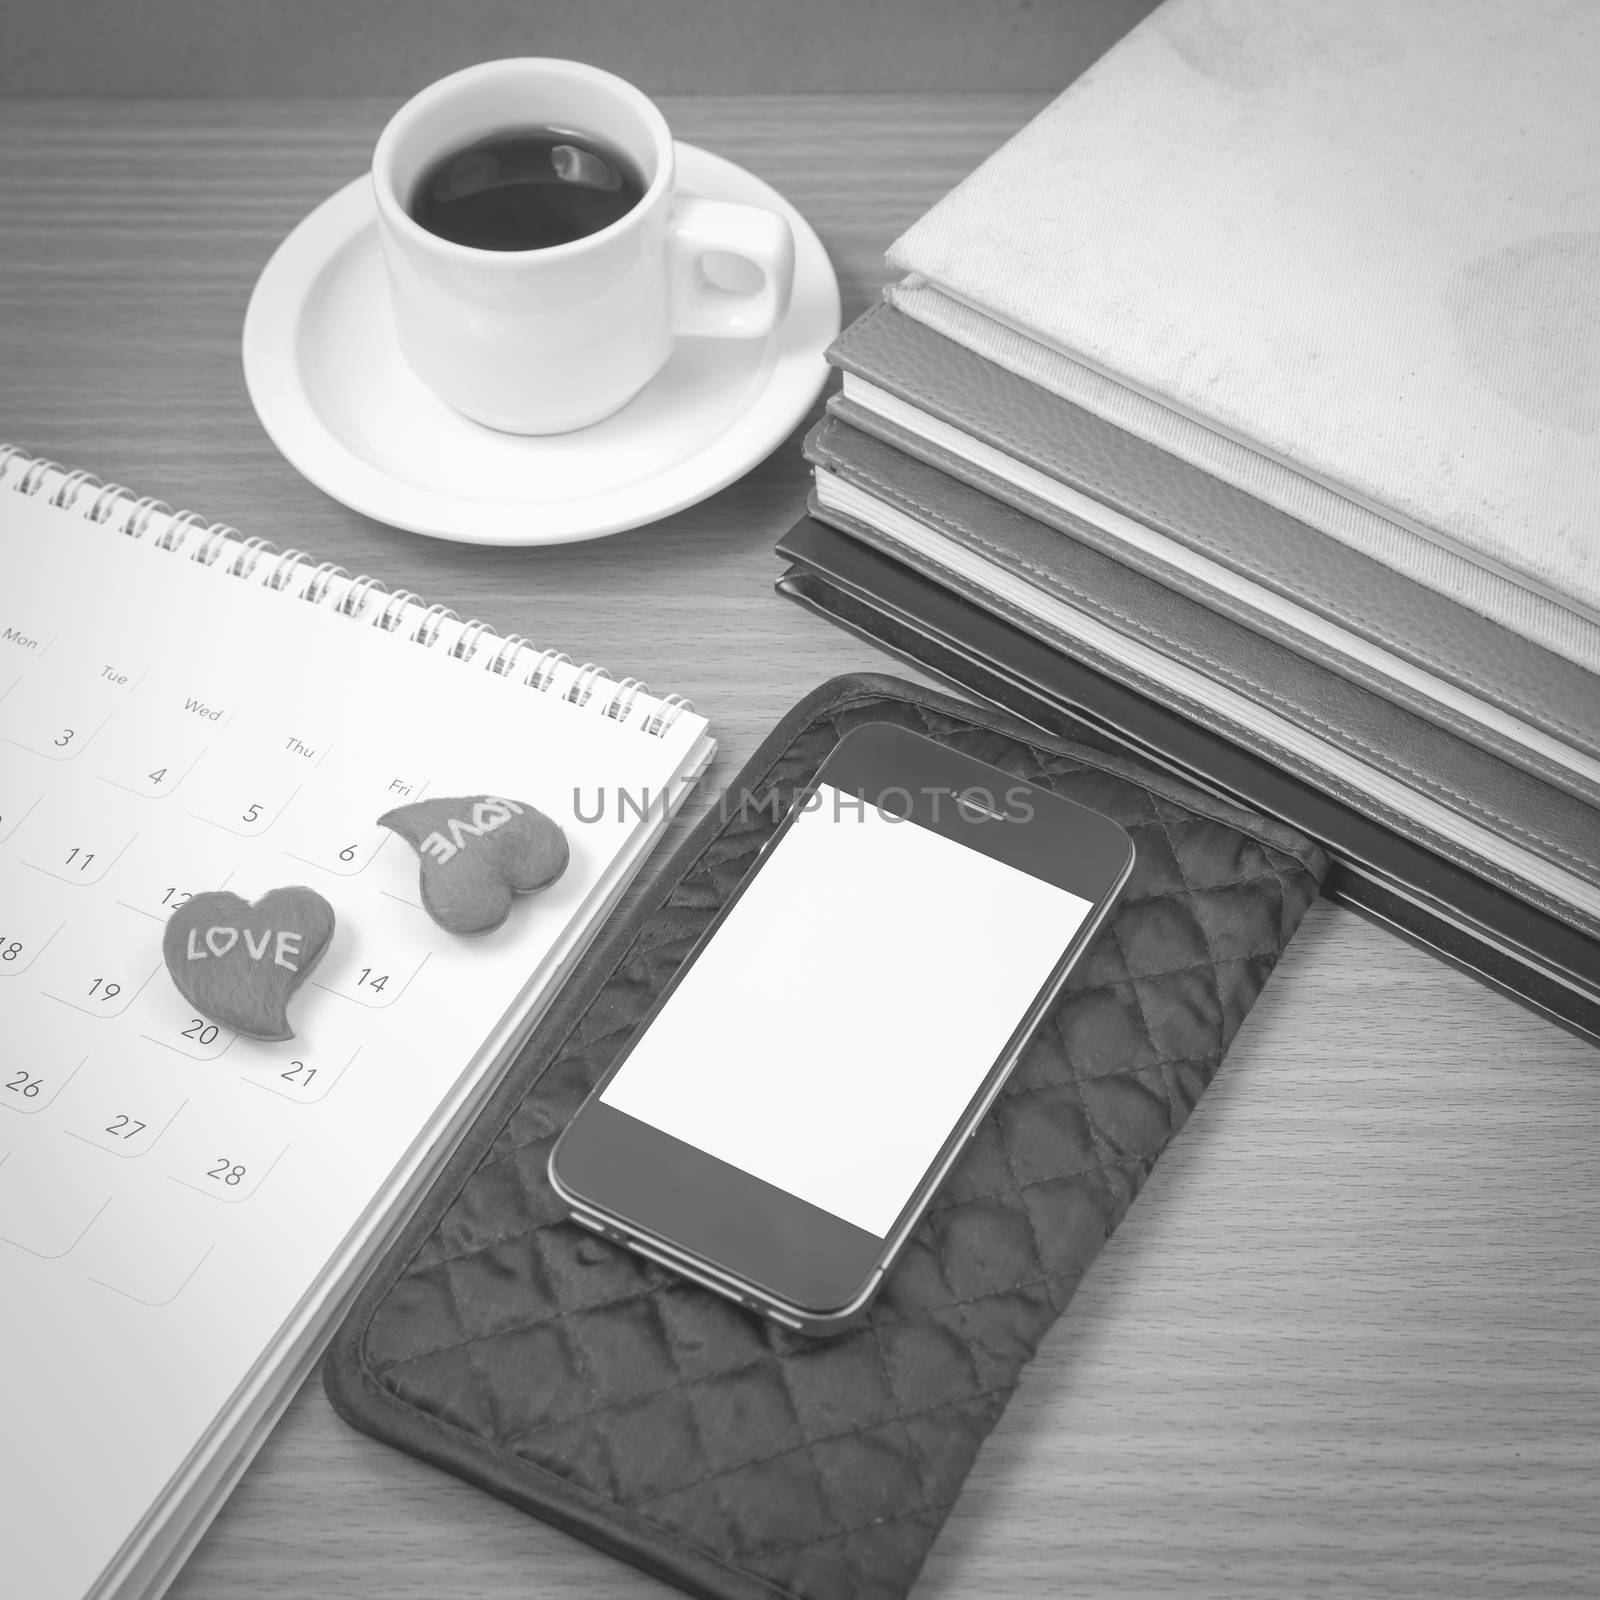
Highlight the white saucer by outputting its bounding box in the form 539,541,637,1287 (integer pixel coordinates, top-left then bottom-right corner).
242,144,839,545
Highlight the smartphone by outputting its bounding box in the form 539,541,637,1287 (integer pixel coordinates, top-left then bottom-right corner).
549,722,1135,1335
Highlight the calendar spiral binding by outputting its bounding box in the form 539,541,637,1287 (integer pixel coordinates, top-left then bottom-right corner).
0,445,693,738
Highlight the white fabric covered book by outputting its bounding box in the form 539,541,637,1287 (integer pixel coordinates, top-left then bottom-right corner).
887,0,1600,652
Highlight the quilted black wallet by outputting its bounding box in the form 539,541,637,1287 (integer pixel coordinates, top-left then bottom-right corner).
325,674,1327,1600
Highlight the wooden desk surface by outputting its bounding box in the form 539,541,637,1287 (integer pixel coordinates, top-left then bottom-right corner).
2,97,1596,1600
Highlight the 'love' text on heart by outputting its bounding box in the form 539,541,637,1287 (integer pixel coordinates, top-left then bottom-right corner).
184,925,304,971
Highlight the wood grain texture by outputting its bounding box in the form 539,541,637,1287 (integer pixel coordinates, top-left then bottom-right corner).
0,97,1596,1600
0,0,1161,97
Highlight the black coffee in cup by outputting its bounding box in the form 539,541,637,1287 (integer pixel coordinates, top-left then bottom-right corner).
410,127,647,251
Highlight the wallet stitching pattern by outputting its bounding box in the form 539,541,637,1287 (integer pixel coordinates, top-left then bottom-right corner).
346,1336,807,1600
376,924,1286,1369
534,822,1271,1536
368,939,1277,1331
1120,802,1234,1060
340,682,1325,1600
646,1292,947,1570
356,1304,1005,1566
824,454,1600,886
916,694,1326,876
847,303,1600,752
358,1262,1020,1571
362,1218,1120,1528
350,989,1300,1563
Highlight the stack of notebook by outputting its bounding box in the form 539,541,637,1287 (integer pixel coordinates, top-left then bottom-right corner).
779,0,1600,1042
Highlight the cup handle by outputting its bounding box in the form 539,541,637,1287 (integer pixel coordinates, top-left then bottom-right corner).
668,198,795,339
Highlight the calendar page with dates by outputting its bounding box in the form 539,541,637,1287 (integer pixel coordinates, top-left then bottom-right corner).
0,460,714,1600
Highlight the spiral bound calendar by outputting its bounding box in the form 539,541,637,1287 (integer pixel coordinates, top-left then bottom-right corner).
0,446,715,1600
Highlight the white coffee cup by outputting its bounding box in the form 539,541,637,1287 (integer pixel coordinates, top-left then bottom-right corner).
372,59,796,435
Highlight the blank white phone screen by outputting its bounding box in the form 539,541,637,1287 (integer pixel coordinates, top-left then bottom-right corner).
600,784,1093,1236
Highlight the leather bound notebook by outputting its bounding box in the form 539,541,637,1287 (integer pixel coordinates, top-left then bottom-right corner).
805,416,1600,944
774,525,1600,1048
828,303,1600,807
325,675,1326,1600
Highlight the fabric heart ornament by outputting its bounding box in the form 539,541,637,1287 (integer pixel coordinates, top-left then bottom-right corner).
378,795,569,935
162,886,336,1041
